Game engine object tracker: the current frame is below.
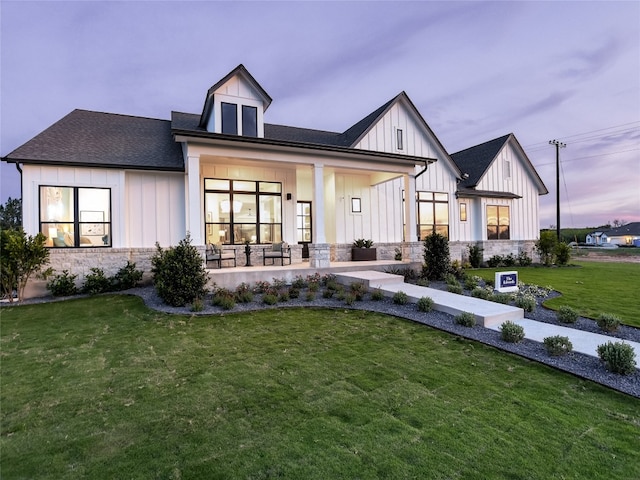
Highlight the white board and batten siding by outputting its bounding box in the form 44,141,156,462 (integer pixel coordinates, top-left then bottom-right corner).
475,143,541,241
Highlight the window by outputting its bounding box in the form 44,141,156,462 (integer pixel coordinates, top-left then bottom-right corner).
204,179,282,245
221,102,238,135
487,205,510,240
40,186,111,247
242,105,257,137
396,129,403,150
351,197,361,213
417,192,449,239
460,202,467,222
504,160,511,179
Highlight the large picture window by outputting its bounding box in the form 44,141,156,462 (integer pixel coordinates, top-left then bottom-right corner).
204,179,282,245
417,192,449,239
487,205,510,240
39,186,111,247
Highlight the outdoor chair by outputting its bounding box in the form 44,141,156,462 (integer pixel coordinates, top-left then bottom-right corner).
262,242,291,266
206,244,237,268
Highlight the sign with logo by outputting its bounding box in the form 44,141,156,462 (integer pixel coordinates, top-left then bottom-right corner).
495,271,518,293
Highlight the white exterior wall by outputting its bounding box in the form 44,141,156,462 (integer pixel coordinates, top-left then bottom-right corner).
21,165,126,245
206,76,265,137
125,171,185,248
475,143,541,241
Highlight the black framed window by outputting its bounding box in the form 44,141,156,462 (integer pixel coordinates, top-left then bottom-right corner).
221,102,238,135
487,205,510,240
460,202,467,222
39,186,111,247
242,105,257,137
417,192,449,240
204,179,282,245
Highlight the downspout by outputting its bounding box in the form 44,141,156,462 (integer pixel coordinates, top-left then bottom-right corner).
411,158,434,242
15,163,23,228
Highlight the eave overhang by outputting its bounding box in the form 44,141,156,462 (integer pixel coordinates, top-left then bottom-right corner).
456,188,522,199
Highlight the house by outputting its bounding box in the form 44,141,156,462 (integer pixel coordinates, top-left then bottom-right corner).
587,222,640,246
2,64,548,285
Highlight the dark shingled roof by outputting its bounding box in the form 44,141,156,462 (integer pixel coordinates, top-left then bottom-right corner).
3,109,184,171
450,134,511,188
602,222,640,237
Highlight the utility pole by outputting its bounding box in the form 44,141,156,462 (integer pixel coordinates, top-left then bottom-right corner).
549,139,566,241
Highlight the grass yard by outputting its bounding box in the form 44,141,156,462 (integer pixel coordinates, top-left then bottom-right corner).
472,261,640,327
1,295,639,479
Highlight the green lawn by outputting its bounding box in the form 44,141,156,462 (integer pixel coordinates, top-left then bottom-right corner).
472,261,640,327
1,295,639,479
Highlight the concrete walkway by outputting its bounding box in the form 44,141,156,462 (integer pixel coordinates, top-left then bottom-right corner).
335,270,639,359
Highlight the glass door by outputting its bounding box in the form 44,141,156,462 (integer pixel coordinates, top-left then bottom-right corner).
296,201,312,259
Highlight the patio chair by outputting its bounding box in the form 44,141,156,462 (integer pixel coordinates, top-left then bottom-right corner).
206,244,237,268
262,242,291,266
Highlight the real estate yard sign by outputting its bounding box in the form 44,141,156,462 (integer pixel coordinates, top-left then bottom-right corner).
495,271,518,293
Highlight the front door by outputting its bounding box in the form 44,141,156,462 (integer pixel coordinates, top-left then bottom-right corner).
296,201,312,259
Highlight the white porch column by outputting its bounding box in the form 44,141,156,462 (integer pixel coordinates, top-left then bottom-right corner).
185,154,202,245
310,164,330,268
404,173,417,242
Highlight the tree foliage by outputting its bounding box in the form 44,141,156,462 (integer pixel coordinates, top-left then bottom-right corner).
535,231,557,266
0,197,22,231
422,232,450,280
0,229,50,302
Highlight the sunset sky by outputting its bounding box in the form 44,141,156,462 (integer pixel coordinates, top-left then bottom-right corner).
2,1,638,229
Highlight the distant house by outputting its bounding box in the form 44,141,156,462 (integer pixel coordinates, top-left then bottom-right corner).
2,64,548,281
587,222,640,246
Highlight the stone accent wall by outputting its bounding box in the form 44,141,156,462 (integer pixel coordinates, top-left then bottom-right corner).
449,240,538,264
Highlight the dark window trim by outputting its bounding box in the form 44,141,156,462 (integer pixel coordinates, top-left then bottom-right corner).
242,105,258,137
417,191,449,240
486,205,510,240
221,102,238,135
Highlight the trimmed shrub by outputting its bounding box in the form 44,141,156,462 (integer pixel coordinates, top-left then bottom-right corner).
490,292,513,305
322,289,335,299
82,268,112,295
514,294,536,313
447,284,463,294
416,296,434,312
111,261,143,291
517,251,532,267
503,253,517,267
455,312,476,327
464,275,479,291
371,288,385,301
47,270,79,297
471,287,490,300
278,290,290,302
468,244,483,268
235,283,254,303
392,291,409,305
350,282,368,301
253,280,271,294
544,335,573,356
597,341,637,375
487,255,503,268
536,231,557,266
262,293,278,305
416,278,429,287
555,242,571,266
288,287,300,299
500,321,525,343
556,306,578,324
305,291,316,301
212,288,235,310
291,275,307,289
151,235,208,307
343,293,356,305
444,273,459,286
422,232,450,281
190,297,205,312
596,313,621,333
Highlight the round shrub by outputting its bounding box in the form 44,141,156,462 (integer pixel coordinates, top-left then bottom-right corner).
111,261,143,291
597,341,637,375
514,294,536,313
262,293,278,305
447,284,463,294
455,312,476,327
596,313,621,333
392,291,409,305
47,270,79,297
82,267,112,295
305,291,316,301
288,287,300,299
190,297,205,312
471,287,490,300
464,275,479,291
417,296,434,312
416,278,429,287
490,292,513,305
487,255,503,268
556,306,578,324
555,242,571,266
343,293,356,305
468,244,483,268
151,235,208,307
543,335,573,356
212,288,236,310
350,282,367,301
517,251,532,267
500,321,525,343
371,288,385,301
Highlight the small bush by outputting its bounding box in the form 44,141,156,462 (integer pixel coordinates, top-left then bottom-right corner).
556,306,578,324
262,293,278,305
288,287,300,299
272,278,287,289
307,281,320,293
190,297,205,312
555,242,571,266
471,287,490,300
343,293,356,305
597,342,637,375
422,232,450,281
322,289,335,299
235,283,254,303
325,279,340,291
305,291,316,301
447,284,463,294
445,273,459,286
47,270,79,297
544,335,573,356
503,253,517,267
350,282,367,301
416,296,434,312
490,292,513,305
455,312,476,327
487,255,503,268
416,278,429,287
212,288,235,310
464,275,479,291
468,244,483,268
291,275,307,289
596,313,621,333
253,280,271,294
500,321,525,343
278,290,290,302
371,288,385,301
111,261,143,291
517,251,532,267
82,267,112,295
392,291,409,305
514,294,536,313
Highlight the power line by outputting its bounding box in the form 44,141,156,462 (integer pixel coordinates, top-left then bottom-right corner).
523,121,640,149
533,147,640,166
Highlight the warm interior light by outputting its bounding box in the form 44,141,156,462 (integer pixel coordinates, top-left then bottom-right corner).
220,200,242,213
48,227,58,240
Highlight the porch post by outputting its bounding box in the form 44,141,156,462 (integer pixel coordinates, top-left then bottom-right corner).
310,164,330,268
404,173,417,242
185,154,202,245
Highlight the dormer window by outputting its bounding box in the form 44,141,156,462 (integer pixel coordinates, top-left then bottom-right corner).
396,128,404,151
242,105,257,137
221,102,238,135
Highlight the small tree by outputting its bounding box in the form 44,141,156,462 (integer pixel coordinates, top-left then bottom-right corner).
535,231,557,266
422,232,450,280
151,234,208,306
0,197,22,231
0,229,50,302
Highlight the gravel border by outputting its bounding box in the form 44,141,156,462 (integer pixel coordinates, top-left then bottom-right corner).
6,284,639,398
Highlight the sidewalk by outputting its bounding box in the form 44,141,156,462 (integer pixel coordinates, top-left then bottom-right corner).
335,270,639,359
